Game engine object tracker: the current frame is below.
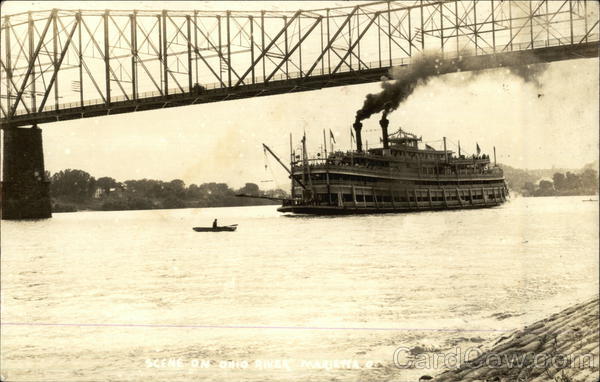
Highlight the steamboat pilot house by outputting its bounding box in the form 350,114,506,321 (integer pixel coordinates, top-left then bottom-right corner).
277,112,508,214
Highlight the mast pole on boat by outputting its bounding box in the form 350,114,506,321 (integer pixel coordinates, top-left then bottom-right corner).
302,134,314,191
323,129,331,205
302,133,307,187
290,133,294,197
323,129,328,159
443,137,448,163
494,146,497,166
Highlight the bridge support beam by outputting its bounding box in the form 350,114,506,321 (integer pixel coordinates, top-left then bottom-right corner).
1,126,52,220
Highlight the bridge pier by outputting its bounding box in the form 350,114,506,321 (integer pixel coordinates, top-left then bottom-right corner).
1,125,52,220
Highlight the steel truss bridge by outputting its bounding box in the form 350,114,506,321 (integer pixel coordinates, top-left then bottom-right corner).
1,0,598,129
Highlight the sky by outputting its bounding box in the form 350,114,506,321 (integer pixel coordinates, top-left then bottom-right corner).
1,1,599,189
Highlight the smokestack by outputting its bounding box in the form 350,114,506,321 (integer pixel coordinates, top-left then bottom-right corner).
379,105,391,149
353,119,363,152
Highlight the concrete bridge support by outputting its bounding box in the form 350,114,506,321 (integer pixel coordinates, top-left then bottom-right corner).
1,126,52,220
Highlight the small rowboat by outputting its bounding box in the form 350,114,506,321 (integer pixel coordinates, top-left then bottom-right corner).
193,225,237,232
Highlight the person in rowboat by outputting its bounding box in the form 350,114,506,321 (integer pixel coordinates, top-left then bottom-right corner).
213,219,218,229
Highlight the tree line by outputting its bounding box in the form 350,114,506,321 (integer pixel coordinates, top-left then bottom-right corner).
49,169,288,212
522,169,598,197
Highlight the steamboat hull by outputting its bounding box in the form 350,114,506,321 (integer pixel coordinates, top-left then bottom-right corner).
278,205,501,214
278,182,507,215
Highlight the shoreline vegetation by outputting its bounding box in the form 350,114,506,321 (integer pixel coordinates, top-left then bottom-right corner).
48,163,597,213
49,169,288,213
499,162,598,198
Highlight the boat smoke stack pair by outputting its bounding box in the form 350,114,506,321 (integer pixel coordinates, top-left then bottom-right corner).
353,120,363,152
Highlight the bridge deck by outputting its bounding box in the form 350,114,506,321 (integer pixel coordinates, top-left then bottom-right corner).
1,1,598,128
1,41,597,129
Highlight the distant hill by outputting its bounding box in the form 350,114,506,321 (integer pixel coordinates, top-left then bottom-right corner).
499,162,598,196
499,164,544,192
524,168,574,180
583,160,600,172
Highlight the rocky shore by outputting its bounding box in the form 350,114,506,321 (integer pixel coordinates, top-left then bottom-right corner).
432,296,599,382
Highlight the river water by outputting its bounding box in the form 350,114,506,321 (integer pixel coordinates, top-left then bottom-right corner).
1,196,598,382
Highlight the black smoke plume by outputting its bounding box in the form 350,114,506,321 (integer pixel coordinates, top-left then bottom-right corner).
355,51,548,122
506,62,548,87
355,53,452,122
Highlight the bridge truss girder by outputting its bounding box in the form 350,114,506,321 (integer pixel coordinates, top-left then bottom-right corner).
1,0,598,128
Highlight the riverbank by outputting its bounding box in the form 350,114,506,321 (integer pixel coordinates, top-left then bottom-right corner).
51,196,279,213
432,296,599,382
47,169,287,213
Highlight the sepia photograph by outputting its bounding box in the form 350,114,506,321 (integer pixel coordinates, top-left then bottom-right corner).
0,1,598,381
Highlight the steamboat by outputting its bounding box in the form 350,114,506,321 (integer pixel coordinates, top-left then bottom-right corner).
266,111,508,215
